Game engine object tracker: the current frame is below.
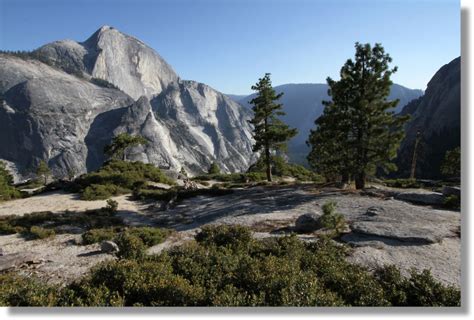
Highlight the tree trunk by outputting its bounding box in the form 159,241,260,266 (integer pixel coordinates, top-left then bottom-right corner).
355,172,366,189
265,146,272,182
341,172,349,184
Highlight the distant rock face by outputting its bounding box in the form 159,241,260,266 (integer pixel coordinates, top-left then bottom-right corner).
230,83,423,165
395,57,460,179
36,25,179,99
0,26,255,178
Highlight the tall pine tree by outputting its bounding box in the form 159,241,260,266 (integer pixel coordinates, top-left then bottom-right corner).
307,43,409,189
249,73,297,182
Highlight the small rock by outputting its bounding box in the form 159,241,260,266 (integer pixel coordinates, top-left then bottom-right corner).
0,247,4,256
295,213,320,233
442,186,461,197
100,240,120,253
365,206,385,216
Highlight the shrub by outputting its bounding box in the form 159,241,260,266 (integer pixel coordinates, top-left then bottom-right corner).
72,160,175,200
444,195,460,210
208,162,221,175
81,184,128,200
27,226,56,240
0,225,461,306
114,232,147,260
318,201,346,235
105,199,119,213
127,227,170,247
0,162,21,201
195,224,253,249
82,227,120,245
91,77,119,90
384,178,421,189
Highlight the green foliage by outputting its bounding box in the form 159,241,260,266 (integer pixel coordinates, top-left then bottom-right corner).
0,273,59,306
249,73,298,181
72,160,174,200
27,226,56,240
318,202,346,235
440,147,460,178
0,162,21,201
384,178,421,188
0,206,124,237
208,162,221,175
104,133,148,161
81,184,129,200
126,227,171,247
82,227,120,245
105,199,119,213
307,43,409,189
444,195,460,210
248,155,323,182
0,225,460,306
114,232,147,260
35,160,51,185
91,77,119,90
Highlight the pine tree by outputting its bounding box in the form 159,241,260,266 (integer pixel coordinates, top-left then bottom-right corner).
307,43,409,189
440,147,460,178
36,160,51,185
104,133,147,161
249,73,297,182
208,162,221,175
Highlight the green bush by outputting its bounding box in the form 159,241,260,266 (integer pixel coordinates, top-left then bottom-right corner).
81,227,170,246
318,201,346,235
384,178,421,189
0,225,461,306
82,227,120,245
115,232,147,260
127,227,170,247
444,195,460,210
0,162,21,201
72,160,175,200
0,206,124,238
27,226,56,240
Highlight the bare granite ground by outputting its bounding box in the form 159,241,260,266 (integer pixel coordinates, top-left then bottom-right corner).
0,185,461,287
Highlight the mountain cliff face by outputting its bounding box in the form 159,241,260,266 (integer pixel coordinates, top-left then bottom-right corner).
230,83,423,164
0,26,255,179
395,57,460,179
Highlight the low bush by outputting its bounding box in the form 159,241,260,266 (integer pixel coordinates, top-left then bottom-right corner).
318,201,346,235
82,226,170,247
0,225,461,306
27,226,56,240
0,206,124,238
384,179,421,189
71,160,175,200
114,232,147,260
82,227,120,245
444,195,460,210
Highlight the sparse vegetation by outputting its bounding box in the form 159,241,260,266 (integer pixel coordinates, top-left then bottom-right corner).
443,195,460,210
0,206,124,237
0,225,460,306
384,178,421,189
248,155,323,182
91,77,120,90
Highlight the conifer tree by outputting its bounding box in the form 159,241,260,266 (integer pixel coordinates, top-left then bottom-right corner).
249,73,297,181
307,43,409,189
104,133,147,161
36,160,51,185
208,162,221,175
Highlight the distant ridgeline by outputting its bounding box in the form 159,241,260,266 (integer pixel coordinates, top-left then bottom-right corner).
394,57,460,180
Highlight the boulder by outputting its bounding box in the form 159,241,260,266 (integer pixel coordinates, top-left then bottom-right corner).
294,213,320,233
442,186,461,197
0,247,3,256
395,192,445,206
100,240,119,253
365,206,385,217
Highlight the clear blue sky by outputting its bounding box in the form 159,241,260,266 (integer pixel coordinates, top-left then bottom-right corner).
0,0,460,94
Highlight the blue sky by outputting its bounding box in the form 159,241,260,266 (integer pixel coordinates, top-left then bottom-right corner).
0,0,460,94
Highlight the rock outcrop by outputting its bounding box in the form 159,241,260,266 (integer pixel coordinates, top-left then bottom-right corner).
395,57,460,179
0,26,255,178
